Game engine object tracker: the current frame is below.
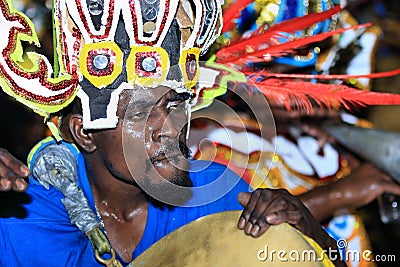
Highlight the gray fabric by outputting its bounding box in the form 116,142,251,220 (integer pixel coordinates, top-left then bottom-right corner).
32,143,101,234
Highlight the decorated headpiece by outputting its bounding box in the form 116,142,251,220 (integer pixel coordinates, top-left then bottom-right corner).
0,0,224,129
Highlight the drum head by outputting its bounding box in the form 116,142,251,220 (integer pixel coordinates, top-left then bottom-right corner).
129,210,332,267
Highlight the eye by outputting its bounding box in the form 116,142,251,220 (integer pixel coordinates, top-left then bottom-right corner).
167,100,187,113
166,92,191,111
125,110,150,121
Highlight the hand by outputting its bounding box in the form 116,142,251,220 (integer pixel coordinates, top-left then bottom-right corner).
0,148,30,192
237,189,337,250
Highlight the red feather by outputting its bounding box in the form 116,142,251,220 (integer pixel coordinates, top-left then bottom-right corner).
217,5,342,61
222,0,254,33
248,77,400,112
218,23,370,64
262,5,341,32
245,68,400,80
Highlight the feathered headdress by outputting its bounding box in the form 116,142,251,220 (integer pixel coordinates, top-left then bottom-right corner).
210,0,400,112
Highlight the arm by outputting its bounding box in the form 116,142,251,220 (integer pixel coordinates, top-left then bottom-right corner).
0,148,30,192
281,118,400,222
299,163,400,221
299,163,400,222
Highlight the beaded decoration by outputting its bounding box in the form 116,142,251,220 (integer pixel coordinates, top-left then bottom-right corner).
0,0,78,118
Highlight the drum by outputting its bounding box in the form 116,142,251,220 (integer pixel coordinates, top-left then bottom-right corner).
129,210,333,267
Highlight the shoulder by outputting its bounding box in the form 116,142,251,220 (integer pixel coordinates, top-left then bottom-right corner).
27,137,80,187
0,183,68,225
0,184,96,266
0,138,100,266
28,137,80,169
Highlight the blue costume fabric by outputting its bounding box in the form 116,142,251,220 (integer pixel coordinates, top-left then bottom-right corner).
0,138,251,266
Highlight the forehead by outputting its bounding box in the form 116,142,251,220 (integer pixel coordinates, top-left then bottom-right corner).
117,87,176,113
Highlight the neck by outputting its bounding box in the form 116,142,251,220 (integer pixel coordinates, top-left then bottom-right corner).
84,153,148,222
82,151,149,262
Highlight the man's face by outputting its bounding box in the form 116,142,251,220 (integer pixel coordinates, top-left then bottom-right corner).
91,86,193,204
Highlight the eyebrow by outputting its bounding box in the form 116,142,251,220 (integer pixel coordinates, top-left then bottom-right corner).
130,99,157,110
127,91,190,111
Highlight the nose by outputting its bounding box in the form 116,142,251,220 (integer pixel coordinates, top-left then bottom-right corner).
152,110,182,142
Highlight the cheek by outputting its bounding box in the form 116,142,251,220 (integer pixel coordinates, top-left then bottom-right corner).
122,121,153,178
98,132,130,176
102,132,123,155
124,120,146,139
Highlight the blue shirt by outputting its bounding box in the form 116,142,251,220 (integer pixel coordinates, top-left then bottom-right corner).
0,138,251,266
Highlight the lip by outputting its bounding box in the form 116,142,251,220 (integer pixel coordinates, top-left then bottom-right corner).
152,153,182,163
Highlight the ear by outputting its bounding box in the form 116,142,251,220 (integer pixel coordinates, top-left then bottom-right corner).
58,114,73,143
69,114,97,153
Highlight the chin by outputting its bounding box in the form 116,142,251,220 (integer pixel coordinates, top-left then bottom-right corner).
152,164,192,187
152,155,189,179
143,161,193,206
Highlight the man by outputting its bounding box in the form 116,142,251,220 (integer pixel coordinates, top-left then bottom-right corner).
0,0,343,266
0,86,342,266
